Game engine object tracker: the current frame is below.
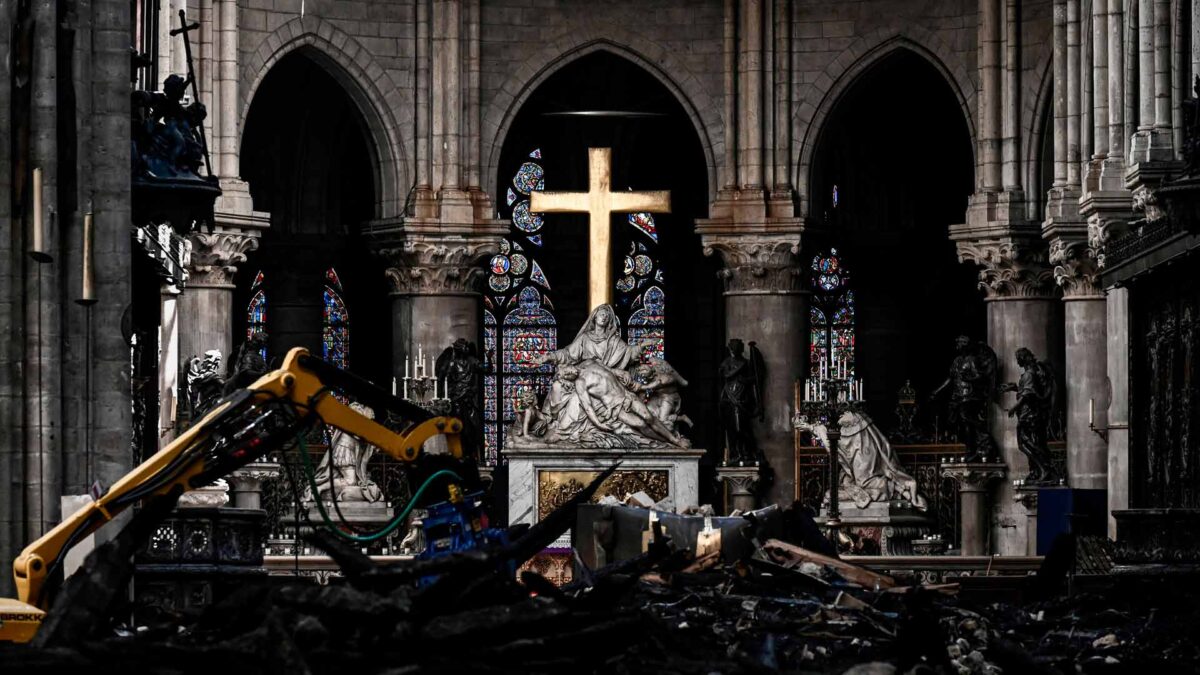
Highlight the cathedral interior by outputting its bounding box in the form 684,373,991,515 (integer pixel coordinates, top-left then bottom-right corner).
2,0,1200,671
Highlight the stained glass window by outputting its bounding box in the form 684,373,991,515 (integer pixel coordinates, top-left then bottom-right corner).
809,249,854,377
616,238,666,361
246,271,268,361
322,268,349,371
483,149,558,462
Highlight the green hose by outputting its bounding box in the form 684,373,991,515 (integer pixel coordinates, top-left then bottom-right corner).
298,432,461,543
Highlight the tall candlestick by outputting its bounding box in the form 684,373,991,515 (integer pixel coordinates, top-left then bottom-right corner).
28,167,51,262
403,378,408,400
77,211,96,304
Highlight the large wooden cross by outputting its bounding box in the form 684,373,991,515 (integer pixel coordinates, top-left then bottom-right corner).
530,147,671,309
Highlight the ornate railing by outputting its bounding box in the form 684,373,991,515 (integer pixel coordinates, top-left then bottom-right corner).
794,440,1066,549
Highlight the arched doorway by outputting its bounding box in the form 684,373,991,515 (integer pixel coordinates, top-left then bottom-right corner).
487,51,721,462
236,49,390,380
808,48,982,429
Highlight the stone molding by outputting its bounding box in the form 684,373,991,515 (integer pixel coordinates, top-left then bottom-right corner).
187,229,260,289
940,462,1007,491
700,234,805,294
376,236,499,296
955,239,1056,299
1049,239,1103,298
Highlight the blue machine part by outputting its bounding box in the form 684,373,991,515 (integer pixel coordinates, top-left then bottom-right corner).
417,487,511,584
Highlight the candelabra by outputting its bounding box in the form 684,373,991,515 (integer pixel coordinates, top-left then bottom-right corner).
393,343,449,411
794,354,865,546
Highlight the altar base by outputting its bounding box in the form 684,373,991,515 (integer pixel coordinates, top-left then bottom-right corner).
817,500,933,555
504,445,704,547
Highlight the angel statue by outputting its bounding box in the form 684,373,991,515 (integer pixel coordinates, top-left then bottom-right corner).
719,339,765,465
304,401,384,503
796,411,927,511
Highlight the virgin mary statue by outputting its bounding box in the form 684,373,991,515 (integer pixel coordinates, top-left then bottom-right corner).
537,304,644,369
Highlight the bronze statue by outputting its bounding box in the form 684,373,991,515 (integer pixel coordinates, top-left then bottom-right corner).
436,338,485,461
1001,348,1060,484
131,74,209,180
718,338,765,465
932,335,999,462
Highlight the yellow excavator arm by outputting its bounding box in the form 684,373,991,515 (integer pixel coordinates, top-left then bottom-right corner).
0,347,462,644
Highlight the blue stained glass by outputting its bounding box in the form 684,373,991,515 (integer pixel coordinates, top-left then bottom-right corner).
527,235,544,246
628,285,666,362
530,259,550,289
500,239,511,254
322,284,349,371
633,254,653,276
506,188,517,206
510,253,529,276
654,268,664,283
513,241,523,251
513,162,544,194
246,286,268,361
490,255,510,275
529,148,542,159
489,274,511,292
616,275,635,293
624,256,635,275
627,212,658,242
512,201,543,232
809,250,854,378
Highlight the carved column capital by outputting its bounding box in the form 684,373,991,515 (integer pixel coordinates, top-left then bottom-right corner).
1049,239,1103,298
955,239,1057,299
376,236,499,296
700,234,804,294
186,228,260,289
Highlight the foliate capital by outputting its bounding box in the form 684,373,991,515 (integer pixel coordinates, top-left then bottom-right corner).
955,239,1056,299
1049,239,1102,298
700,234,804,293
376,236,499,296
187,229,260,288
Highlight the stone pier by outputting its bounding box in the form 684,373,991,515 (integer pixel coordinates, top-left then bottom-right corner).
942,462,1007,556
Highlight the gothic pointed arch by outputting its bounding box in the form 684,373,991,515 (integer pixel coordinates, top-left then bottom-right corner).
795,33,976,219
240,17,411,219
483,33,720,199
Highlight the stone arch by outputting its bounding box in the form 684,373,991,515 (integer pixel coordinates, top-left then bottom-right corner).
483,30,721,200
240,17,411,219
794,31,977,219
1025,48,1055,222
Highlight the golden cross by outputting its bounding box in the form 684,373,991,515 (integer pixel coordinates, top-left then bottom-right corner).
530,147,671,310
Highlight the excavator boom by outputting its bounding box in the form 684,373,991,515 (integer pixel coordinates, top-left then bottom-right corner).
0,347,462,643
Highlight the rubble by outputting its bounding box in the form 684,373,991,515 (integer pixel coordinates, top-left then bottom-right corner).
4,475,1200,673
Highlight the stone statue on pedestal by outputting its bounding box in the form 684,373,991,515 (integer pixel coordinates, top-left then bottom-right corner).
436,338,485,462
304,402,384,503
932,335,1000,462
718,339,764,465
796,411,927,510
511,304,691,449
1001,348,1061,485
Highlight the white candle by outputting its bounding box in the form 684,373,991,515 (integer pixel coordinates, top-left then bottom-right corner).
392,377,397,396
1089,398,1095,426
405,355,410,377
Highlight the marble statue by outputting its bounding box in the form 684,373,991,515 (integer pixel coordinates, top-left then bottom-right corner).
718,339,765,465
1001,347,1061,484
931,335,1000,462
632,360,692,433
796,411,927,511
305,402,384,503
512,304,690,449
186,349,224,419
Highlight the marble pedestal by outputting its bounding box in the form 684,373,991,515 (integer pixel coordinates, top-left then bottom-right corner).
504,445,704,547
816,500,933,555
942,462,1007,556
717,466,762,514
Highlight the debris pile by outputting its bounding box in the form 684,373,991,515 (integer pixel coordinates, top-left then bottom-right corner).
4,472,1200,674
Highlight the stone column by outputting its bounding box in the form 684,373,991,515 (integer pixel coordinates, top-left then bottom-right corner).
1051,241,1107,490
180,228,260,365
700,234,806,507
980,0,1003,190
1002,0,1022,191
226,462,280,510
1088,0,1110,188
955,240,1059,555
942,462,1007,556
737,0,764,191
1013,487,1039,555
375,235,498,386
216,0,239,178
158,285,182,445
718,466,761,514
1105,286,1130,537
